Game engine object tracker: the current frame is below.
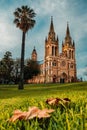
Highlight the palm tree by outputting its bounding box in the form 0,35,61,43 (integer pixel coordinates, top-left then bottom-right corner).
14,5,36,89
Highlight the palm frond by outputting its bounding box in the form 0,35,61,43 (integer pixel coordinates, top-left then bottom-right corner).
25,5,28,9
13,19,19,24
17,8,22,13
14,11,20,18
28,9,36,17
28,13,36,18
22,5,25,10
14,5,36,32
17,22,21,28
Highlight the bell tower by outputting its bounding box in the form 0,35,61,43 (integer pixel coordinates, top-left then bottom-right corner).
45,16,59,59
62,23,77,81
44,17,59,83
31,46,37,61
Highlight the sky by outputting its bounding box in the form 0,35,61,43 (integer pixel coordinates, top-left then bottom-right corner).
0,0,87,80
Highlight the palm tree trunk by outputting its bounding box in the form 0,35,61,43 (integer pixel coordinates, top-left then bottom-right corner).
19,31,25,89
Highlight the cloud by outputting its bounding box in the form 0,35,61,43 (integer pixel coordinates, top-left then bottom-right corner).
33,0,58,16
0,9,22,57
77,67,87,81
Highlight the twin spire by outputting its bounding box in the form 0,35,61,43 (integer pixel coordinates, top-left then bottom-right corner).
48,17,74,47
49,16,71,39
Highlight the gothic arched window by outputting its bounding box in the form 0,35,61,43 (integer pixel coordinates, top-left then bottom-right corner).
55,47,57,56
52,46,54,56
69,50,71,59
72,51,73,59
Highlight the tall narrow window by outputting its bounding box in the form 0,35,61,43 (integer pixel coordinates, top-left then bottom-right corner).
72,51,73,59
47,46,49,56
55,47,57,56
69,50,71,59
52,46,54,56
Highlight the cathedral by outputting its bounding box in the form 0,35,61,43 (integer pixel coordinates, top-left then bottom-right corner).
28,17,77,83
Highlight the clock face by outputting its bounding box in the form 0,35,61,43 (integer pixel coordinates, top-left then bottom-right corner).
62,61,66,66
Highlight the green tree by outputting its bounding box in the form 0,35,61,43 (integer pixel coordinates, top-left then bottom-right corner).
24,60,40,82
0,60,6,83
13,5,36,89
0,51,14,83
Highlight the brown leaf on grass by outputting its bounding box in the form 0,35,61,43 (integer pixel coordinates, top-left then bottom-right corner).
25,106,40,120
43,108,55,113
9,110,27,122
13,110,22,115
46,97,71,106
46,98,61,105
38,110,50,119
37,109,55,119
63,98,71,102
26,107,54,119
9,107,55,122
62,98,71,105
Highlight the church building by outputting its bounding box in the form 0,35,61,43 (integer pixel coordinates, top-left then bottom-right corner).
28,17,77,83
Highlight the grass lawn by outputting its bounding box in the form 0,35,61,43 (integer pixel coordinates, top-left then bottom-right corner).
0,82,87,130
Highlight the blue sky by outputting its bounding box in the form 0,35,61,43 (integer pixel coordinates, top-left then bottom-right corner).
0,0,87,80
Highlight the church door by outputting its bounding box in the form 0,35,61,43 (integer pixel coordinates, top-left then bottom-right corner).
60,72,67,83
60,78,65,83
53,75,56,83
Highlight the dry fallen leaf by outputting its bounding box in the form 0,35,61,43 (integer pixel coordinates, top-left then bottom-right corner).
46,97,71,106
9,110,27,122
38,110,50,119
9,106,55,122
25,106,40,120
37,108,55,119
63,98,71,102
62,98,71,105
46,98,61,105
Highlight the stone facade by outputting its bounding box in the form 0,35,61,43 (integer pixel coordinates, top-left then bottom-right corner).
28,17,77,83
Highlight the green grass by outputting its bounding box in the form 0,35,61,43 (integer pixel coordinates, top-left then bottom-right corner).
0,82,87,130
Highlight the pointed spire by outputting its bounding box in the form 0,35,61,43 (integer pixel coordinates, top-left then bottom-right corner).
57,35,59,41
49,16,54,33
32,46,37,61
33,46,35,51
45,37,47,42
62,41,64,48
32,46,37,54
66,22,70,37
73,40,75,47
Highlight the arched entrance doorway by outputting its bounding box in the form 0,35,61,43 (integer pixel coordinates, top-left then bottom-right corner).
53,75,56,83
60,72,67,83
